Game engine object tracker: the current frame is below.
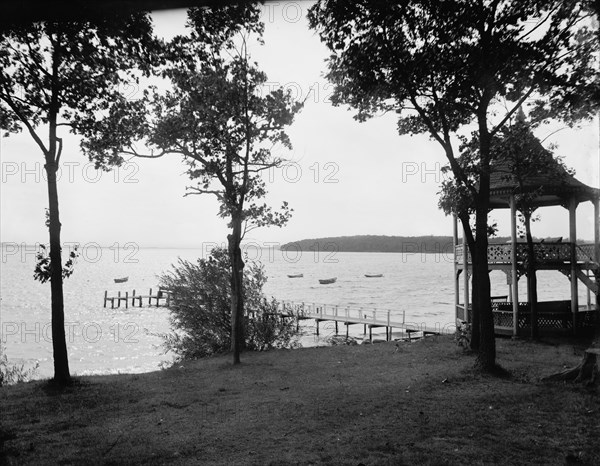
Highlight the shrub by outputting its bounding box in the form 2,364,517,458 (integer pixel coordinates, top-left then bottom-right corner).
455,321,471,350
158,248,299,362
0,344,39,386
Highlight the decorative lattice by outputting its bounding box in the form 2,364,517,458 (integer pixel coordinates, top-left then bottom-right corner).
454,243,595,265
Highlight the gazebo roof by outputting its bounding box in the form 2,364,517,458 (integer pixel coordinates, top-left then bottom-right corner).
488,148,600,209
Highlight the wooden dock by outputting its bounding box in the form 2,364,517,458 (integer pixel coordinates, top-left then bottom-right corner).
279,301,446,342
103,287,171,309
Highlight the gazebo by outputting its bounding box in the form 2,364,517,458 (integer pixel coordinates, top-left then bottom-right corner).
453,153,600,337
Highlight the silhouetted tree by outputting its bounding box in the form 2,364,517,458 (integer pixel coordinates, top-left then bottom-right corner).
309,0,598,371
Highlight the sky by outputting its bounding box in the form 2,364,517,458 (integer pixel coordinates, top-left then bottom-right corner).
0,1,599,249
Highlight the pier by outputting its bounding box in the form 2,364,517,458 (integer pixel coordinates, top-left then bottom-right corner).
103,288,171,309
278,301,448,342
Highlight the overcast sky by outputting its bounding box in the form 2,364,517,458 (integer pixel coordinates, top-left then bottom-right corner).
1,2,598,248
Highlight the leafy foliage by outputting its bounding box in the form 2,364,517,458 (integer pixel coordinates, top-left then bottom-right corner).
455,321,472,350
157,248,300,363
33,244,78,284
143,5,302,233
309,0,598,368
0,14,159,166
0,343,39,386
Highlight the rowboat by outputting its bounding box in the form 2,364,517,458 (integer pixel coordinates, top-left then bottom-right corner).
318,277,337,285
114,277,129,283
287,273,304,278
364,274,383,278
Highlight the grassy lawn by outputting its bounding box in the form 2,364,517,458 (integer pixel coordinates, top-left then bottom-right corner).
1,336,598,465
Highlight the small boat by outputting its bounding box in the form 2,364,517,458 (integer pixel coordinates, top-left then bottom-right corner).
287,273,304,278
318,277,337,285
114,277,129,283
365,274,383,278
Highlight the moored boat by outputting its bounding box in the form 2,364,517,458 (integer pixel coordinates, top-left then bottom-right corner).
114,277,129,283
364,274,383,278
287,273,304,278
318,277,337,285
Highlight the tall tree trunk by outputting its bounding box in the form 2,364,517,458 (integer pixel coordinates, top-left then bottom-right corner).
228,215,244,365
45,160,71,385
524,213,538,338
473,127,496,371
470,251,480,351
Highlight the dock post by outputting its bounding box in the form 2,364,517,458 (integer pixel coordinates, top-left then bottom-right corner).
369,325,372,342
387,311,391,341
361,308,366,334
125,291,129,309
117,291,121,308
346,322,349,338
316,319,319,336
132,289,135,307
149,288,152,306
104,290,108,308
335,321,338,335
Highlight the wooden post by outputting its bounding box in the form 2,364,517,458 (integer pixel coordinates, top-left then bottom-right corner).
316,319,319,336
510,194,519,337
587,270,592,310
594,198,600,267
117,291,121,308
149,288,152,306
104,290,108,308
462,225,470,323
569,198,579,333
335,321,338,335
453,214,460,321
125,291,129,309
594,198,600,314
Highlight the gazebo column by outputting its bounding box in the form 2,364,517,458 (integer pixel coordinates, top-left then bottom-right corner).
568,198,579,333
453,214,460,321
509,194,519,337
462,224,470,323
594,198,599,312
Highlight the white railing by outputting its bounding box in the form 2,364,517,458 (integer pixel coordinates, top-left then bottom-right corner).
455,242,598,265
280,301,406,327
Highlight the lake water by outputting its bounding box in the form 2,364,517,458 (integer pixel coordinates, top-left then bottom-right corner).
0,244,590,379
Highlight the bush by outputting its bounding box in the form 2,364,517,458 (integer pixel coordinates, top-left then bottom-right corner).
158,248,300,362
0,344,39,386
455,321,471,350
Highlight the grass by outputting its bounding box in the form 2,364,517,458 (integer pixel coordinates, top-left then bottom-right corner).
1,335,598,465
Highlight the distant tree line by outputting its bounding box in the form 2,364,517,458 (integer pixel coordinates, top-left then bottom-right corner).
281,234,581,254
282,235,454,254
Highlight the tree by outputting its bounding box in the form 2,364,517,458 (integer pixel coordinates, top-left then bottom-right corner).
0,15,157,384
308,0,598,371
134,5,302,364
157,248,300,362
